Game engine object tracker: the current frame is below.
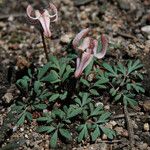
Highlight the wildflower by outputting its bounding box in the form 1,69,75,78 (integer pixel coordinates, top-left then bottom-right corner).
26,3,58,37
73,28,108,78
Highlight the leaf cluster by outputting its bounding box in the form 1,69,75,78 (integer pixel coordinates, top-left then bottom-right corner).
102,60,145,107
37,92,115,147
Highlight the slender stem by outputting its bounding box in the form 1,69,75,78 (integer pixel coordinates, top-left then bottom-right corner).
123,103,134,149
40,31,49,62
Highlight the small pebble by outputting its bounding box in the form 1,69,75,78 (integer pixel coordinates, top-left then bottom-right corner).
95,102,103,107
110,120,117,126
102,134,107,140
60,33,74,44
104,105,110,110
139,143,148,150
20,127,24,132
144,123,149,131
25,134,29,139
141,25,150,35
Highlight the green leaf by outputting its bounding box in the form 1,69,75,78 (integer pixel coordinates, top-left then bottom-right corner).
131,83,145,93
47,126,56,133
136,73,143,80
118,63,127,76
49,94,60,102
84,59,94,76
97,112,111,123
90,89,99,96
123,95,138,107
90,106,103,116
50,130,58,148
114,94,122,102
77,124,88,143
34,81,42,95
53,109,66,119
67,107,82,119
94,78,109,87
59,63,67,77
37,62,51,79
127,60,143,74
37,117,53,123
59,129,72,140
16,79,28,91
110,88,116,96
39,91,51,100
34,104,47,110
37,126,54,133
80,78,90,87
62,65,74,82
28,69,32,78
41,70,60,84
75,97,82,106
50,56,60,70
100,127,115,139
91,125,100,141
82,93,90,107
26,112,32,121
17,112,26,126
127,83,131,90
60,91,68,100
102,63,117,76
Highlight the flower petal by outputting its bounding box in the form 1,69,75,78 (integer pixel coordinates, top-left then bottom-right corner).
75,52,93,78
93,34,108,59
72,28,90,50
48,3,58,22
77,37,91,52
37,10,51,37
26,5,40,20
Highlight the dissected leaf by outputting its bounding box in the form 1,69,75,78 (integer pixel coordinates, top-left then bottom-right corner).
59,128,72,140
34,104,47,110
50,130,58,148
91,125,100,141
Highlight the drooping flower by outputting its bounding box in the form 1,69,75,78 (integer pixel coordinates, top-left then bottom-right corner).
26,3,58,38
73,28,108,78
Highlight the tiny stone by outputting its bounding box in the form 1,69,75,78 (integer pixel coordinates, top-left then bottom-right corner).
95,102,103,107
139,143,148,150
20,127,24,132
104,105,110,110
147,147,150,150
25,134,29,139
60,33,74,44
114,126,124,135
144,123,149,131
141,25,150,35
102,134,107,140
110,120,117,126
122,130,128,137
2,93,13,103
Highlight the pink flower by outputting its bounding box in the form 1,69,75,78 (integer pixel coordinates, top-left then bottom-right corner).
26,3,58,38
73,28,108,78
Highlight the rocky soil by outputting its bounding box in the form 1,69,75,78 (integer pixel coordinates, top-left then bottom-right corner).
0,0,150,150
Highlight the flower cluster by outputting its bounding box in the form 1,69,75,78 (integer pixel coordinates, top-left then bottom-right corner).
26,3,108,78
26,3,58,37
73,28,108,78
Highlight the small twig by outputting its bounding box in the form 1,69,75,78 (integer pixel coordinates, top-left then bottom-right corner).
97,139,122,144
40,31,49,62
111,112,144,119
124,104,134,149
0,13,25,20
116,31,139,42
116,32,135,39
